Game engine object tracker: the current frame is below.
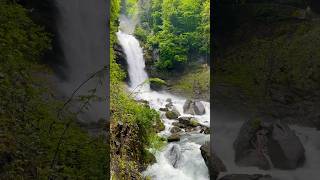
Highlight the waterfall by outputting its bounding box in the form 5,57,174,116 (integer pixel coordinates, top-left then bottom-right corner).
116,31,150,91
116,19,210,180
54,0,107,123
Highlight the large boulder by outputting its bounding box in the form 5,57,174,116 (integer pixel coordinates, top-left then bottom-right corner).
268,121,305,169
172,122,187,128
165,144,182,168
200,142,226,180
165,108,180,119
183,99,206,115
167,133,180,142
170,126,182,134
176,116,201,131
234,119,305,170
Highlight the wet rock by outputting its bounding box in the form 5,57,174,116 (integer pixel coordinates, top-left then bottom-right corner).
200,142,226,180
178,117,200,126
142,150,157,171
167,134,180,142
200,126,210,134
159,107,169,112
234,119,305,170
219,174,274,180
136,99,149,108
178,116,192,125
170,126,182,134
172,122,187,128
190,118,200,127
165,108,180,119
194,101,206,115
155,121,165,133
183,99,205,115
268,121,305,169
150,80,166,91
165,98,173,109
165,144,182,168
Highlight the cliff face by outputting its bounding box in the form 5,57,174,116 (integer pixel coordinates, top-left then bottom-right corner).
214,1,320,128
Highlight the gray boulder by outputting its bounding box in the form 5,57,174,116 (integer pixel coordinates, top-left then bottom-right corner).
170,126,182,134
200,142,226,180
234,119,305,170
165,144,182,168
183,99,206,115
165,108,180,119
167,133,180,142
172,122,187,128
268,121,305,169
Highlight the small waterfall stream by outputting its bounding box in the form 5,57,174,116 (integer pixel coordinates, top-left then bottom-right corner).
117,29,210,179
54,0,107,123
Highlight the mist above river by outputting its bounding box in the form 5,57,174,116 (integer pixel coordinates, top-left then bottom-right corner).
54,0,107,123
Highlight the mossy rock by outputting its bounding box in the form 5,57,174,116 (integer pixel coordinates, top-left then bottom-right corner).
167,134,181,142
170,126,182,133
142,150,156,170
165,110,180,119
159,107,169,111
172,122,187,128
155,121,165,132
190,118,200,127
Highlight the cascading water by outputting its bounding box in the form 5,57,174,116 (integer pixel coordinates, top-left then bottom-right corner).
117,20,210,180
116,31,150,91
54,0,107,124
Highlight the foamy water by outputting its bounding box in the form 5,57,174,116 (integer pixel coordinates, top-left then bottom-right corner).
213,118,320,180
117,30,210,180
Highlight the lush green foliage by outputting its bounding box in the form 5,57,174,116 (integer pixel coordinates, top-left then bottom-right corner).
135,0,210,70
0,1,107,178
215,4,320,106
110,0,165,179
171,65,210,100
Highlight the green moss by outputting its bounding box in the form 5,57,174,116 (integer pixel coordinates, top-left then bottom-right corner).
251,118,262,130
190,118,200,127
165,110,179,119
216,19,320,107
0,2,108,178
171,66,210,100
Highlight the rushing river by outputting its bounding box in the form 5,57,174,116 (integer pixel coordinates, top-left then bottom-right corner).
117,30,210,180
116,16,320,180
213,115,320,180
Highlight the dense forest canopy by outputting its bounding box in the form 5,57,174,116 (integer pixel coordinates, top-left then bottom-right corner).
130,0,210,70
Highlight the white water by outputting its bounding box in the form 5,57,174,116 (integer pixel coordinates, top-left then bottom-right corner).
213,113,320,180
116,31,150,91
117,31,210,180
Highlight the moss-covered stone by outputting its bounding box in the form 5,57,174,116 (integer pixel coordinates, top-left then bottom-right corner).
190,118,200,127
167,134,181,142
165,110,180,119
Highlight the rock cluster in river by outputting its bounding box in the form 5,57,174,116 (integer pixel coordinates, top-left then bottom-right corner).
160,99,209,143
200,142,276,180
183,99,206,115
234,119,305,170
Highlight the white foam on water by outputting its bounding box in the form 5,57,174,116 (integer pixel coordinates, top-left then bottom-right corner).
117,30,210,180
213,119,320,180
